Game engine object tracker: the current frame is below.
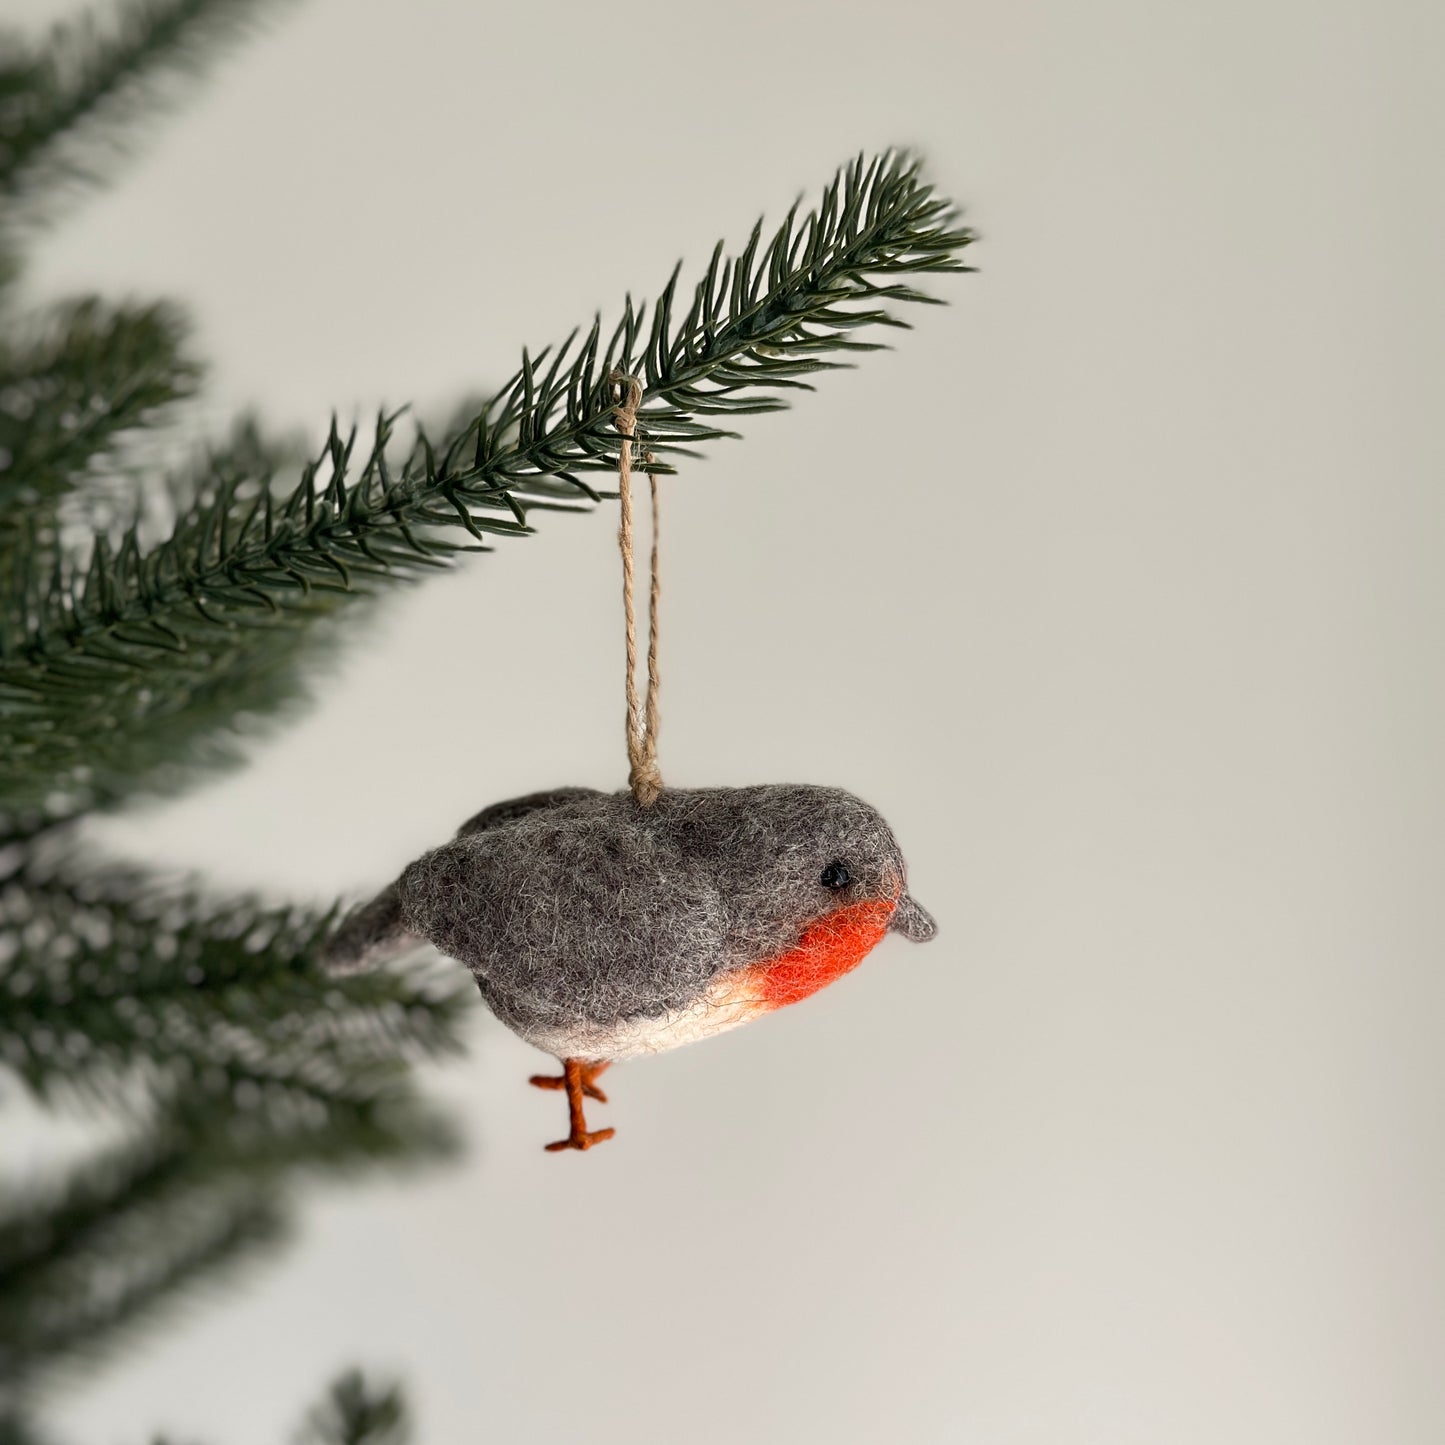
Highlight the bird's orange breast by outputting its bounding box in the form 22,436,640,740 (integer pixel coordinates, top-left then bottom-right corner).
737,897,896,1011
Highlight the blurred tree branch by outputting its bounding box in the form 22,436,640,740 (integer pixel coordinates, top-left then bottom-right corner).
0,0,974,1439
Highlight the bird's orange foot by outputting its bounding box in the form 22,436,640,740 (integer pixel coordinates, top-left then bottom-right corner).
529,1058,610,1103
544,1125,616,1152
531,1057,616,1154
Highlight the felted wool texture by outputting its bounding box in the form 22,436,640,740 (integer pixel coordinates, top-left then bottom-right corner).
321,882,409,975
320,789,601,974
322,784,936,1061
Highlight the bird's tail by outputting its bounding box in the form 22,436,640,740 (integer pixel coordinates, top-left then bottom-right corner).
319,883,427,975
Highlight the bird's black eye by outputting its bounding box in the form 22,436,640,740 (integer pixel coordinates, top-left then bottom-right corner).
820,860,851,890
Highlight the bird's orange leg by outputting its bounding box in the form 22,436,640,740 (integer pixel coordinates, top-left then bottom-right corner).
529,1058,615,1152
529,1058,610,1103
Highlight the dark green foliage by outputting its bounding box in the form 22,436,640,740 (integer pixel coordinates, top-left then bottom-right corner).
0,1130,287,1385
0,297,202,527
0,1090,459,1388
0,1415,51,1445
0,0,288,227
0,0,973,1439
0,857,468,1399
0,150,972,817
0,4,484,1431
0,855,470,1111
294,1371,409,1445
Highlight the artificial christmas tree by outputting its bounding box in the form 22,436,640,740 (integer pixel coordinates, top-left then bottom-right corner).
0,0,972,1435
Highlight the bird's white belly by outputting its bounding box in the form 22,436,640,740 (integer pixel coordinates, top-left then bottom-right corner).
519,970,768,1062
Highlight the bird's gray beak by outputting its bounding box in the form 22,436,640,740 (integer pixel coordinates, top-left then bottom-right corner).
889,893,937,942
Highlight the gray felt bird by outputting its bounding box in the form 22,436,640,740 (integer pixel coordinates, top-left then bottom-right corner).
322,784,935,1150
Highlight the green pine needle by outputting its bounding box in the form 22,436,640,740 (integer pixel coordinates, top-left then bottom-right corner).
0,857,471,1110
0,5,982,1433
0,0,291,226
0,151,973,815
0,296,202,525
295,1371,410,1445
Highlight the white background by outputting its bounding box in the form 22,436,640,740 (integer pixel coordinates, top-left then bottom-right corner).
9,0,1444,1441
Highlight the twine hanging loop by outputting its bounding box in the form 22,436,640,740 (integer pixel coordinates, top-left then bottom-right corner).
612,372,663,807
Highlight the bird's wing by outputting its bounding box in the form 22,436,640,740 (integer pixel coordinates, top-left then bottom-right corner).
453,786,603,838
320,790,604,977
400,801,730,1034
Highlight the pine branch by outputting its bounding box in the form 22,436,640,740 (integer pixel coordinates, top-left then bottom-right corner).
0,1161,286,1382
0,1080,457,1390
295,1371,409,1445
0,0,289,225
0,296,202,527
0,1125,288,1386
0,1131,203,1285
0,151,974,814
0,1098,451,1297
0,1414,54,1445
4,417,319,819
0,857,471,1110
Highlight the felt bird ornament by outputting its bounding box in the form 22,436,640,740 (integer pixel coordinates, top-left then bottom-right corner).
322,783,935,1151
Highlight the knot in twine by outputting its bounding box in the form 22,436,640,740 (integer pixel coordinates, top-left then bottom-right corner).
612,372,663,808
